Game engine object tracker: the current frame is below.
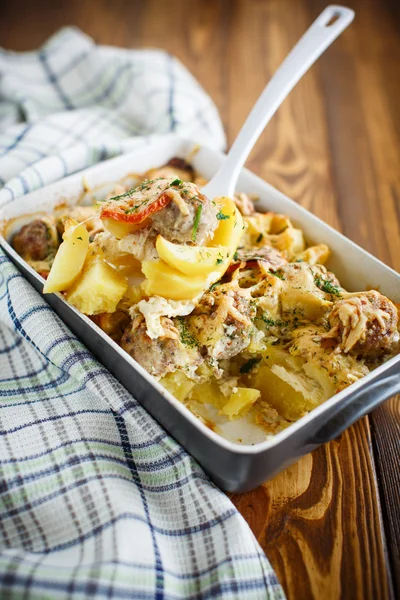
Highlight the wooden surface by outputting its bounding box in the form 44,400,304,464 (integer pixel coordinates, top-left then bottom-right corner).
1,1,399,599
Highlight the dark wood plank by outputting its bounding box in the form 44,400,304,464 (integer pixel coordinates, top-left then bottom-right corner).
371,399,400,595
231,418,391,600
0,1,398,599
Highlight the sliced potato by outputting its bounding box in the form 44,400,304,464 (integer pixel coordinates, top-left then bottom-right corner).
189,381,227,410
141,259,215,300
66,258,128,315
101,217,142,239
222,387,261,419
249,364,317,421
156,235,230,276
210,197,244,251
43,219,89,294
160,371,196,402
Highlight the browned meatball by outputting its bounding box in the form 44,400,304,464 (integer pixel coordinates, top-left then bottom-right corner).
12,218,59,263
150,183,218,245
189,288,256,361
121,318,201,379
326,290,399,359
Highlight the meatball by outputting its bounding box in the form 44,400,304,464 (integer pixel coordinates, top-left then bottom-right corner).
121,317,201,379
325,290,399,359
189,288,256,361
12,218,59,263
100,178,218,245
150,186,218,244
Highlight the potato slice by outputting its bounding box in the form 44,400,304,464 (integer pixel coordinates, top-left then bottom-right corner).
156,235,230,276
43,219,89,294
189,381,227,410
101,217,142,239
66,258,128,315
141,259,216,300
210,197,244,250
249,364,318,421
160,371,196,402
222,387,261,419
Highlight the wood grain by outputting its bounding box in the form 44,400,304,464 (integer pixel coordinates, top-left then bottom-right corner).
0,1,399,599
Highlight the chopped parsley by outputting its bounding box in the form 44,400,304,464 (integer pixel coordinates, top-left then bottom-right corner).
233,251,239,261
177,317,198,348
314,275,342,296
256,233,263,243
209,281,221,292
109,179,158,202
261,315,286,328
240,357,261,374
261,316,277,327
170,178,182,186
216,210,230,220
192,205,202,242
76,236,83,241
271,271,285,280
216,258,224,265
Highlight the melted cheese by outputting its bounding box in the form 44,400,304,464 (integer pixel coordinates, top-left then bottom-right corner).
136,296,196,339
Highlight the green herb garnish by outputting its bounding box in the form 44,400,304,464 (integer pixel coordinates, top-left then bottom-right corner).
216,258,224,265
256,233,263,243
233,251,239,261
240,357,261,374
209,281,221,292
76,236,83,241
170,178,182,186
177,317,198,348
216,210,230,220
271,271,285,280
109,179,159,203
314,275,342,296
261,316,276,327
192,205,202,242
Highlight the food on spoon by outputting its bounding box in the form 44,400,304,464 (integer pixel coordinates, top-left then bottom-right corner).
100,178,218,245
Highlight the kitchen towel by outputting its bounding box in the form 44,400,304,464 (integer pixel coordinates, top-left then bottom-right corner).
0,28,285,599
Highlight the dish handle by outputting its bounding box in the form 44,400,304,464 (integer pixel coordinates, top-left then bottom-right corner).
310,362,400,444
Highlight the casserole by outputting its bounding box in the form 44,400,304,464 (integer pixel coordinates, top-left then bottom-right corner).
1,135,399,492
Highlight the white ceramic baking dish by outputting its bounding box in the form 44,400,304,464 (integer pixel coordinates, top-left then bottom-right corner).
1,135,399,492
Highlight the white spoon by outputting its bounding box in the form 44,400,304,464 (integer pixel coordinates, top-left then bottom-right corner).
202,5,354,199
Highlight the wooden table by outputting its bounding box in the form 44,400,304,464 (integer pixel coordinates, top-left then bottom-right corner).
1,1,399,598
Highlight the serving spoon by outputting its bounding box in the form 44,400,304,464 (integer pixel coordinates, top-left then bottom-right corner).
202,5,354,199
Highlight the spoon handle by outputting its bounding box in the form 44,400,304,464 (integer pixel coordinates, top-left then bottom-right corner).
202,5,354,199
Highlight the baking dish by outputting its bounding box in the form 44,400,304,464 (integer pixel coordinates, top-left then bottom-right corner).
1,135,399,492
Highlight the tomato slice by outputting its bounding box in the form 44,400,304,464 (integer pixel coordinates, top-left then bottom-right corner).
100,192,172,224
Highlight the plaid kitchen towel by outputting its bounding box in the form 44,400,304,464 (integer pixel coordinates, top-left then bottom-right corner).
0,28,285,599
